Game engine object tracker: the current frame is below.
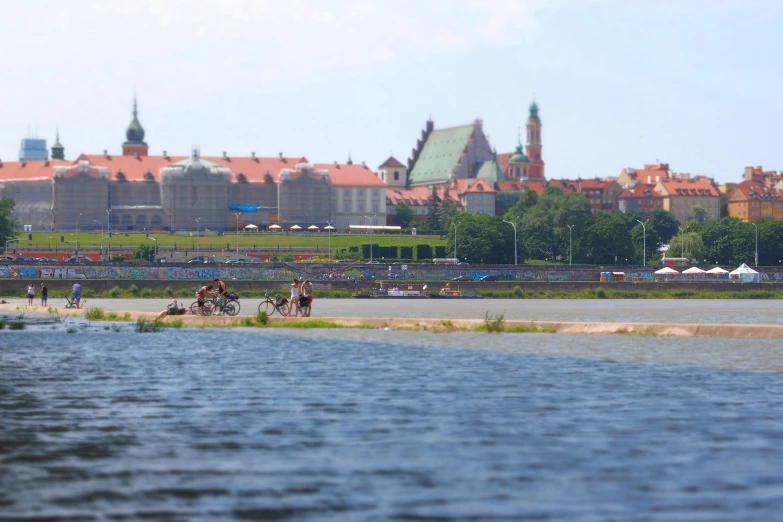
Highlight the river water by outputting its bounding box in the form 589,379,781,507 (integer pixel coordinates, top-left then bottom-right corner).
2,327,783,521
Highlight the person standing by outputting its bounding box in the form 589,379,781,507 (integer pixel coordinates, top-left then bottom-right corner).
39,282,48,306
287,278,301,317
302,279,313,317
213,277,228,314
71,282,82,307
195,284,213,316
27,283,35,305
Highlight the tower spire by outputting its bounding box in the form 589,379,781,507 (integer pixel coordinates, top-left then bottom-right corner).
51,126,65,160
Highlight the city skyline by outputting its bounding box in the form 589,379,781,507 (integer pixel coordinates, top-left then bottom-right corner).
1,0,782,183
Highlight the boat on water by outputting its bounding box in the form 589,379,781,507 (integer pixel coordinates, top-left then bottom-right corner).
429,286,483,299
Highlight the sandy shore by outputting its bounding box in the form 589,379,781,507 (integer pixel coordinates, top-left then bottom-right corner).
3,302,782,339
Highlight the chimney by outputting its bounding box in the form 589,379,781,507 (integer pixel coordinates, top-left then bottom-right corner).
279,152,283,160
44,159,49,167
134,152,139,159
223,151,228,160
20,160,26,167
334,161,339,167
103,149,109,158
647,175,651,184
251,152,256,160
163,150,169,160
656,175,660,183
361,161,366,168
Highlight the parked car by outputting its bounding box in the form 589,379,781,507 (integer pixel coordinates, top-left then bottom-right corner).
452,275,473,281
366,260,380,264
225,259,245,264
457,262,470,266
479,274,499,281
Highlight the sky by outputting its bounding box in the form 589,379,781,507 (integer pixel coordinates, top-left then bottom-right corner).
1,0,781,183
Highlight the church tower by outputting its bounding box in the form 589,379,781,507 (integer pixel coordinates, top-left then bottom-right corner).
51,128,65,160
526,101,544,179
122,95,149,157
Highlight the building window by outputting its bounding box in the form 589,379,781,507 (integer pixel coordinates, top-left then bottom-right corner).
344,188,350,196
359,189,365,196
344,219,350,228
331,203,336,212
344,203,350,213
373,203,379,213
359,203,365,212
394,171,399,181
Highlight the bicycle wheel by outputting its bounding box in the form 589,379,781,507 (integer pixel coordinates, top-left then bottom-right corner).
225,299,240,316
203,301,215,316
258,299,276,315
190,301,202,315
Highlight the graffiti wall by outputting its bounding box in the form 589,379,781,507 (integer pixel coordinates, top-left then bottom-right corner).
2,263,783,283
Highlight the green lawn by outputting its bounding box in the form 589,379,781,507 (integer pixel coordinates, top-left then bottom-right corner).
20,231,446,250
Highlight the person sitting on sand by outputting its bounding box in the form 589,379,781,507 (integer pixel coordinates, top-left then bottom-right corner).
156,298,185,321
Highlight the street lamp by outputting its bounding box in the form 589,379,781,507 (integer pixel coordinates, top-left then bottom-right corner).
502,216,519,265
452,221,461,260
637,219,648,266
234,212,241,260
150,237,157,263
5,238,18,255
364,214,376,262
325,221,335,262
751,222,758,267
567,224,575,266
94,220,103,259
195,217,201,261
678,226,684,259
76,213,82,261
106,209,112,261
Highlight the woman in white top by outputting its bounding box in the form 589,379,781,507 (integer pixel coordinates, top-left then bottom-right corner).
27,283,35,305
287,278,302,317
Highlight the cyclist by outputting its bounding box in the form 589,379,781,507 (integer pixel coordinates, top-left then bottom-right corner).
213,277,228,314
195,284,213,316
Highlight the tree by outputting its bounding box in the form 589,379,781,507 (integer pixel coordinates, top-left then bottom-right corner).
755,217,783,266
425,192,441,230
667,232,705,263
0,198,16,251
580,212,634,264
701,217,754,265
518,187,592,262
692,205,708,224
648,209,680,242
438,186,459,230
506,189,538,219
445,212,516,264
630,223,661,265
719,193,730,218
133,242,156,261
394,202,415,228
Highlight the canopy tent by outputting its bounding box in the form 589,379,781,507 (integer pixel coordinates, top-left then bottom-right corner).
244,224,258,229
307,225,320,231
324,225,335,231
290,225,302,230
268,224,281,230
729,263,760,283
682,267,706,274
654,267,679,275
706,266,728,274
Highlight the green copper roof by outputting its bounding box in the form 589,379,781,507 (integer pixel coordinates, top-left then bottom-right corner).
409,125,475,186
125,96,147,144
475,158,504,183
508,142,529,164
527,101,540,124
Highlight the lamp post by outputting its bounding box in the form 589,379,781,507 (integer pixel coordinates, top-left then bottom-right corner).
637,219,648,266
106,209,112,261
325,221,334,262
94,220,103,259
195,217,201,261
364,214,376,262
502,216,519,265
752,222,758,267
567,224,574,266
452,221,460,260
150,237,157,263
76,213,82,261
5,239,18,255
678,226,684,259
234,212,241,261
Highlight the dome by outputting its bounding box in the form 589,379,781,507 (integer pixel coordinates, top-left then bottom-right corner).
527,101,540,124
124,97,147,144
508,142,529,164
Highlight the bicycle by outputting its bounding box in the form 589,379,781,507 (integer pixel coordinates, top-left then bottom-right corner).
258,290,290,316
191,292,240,316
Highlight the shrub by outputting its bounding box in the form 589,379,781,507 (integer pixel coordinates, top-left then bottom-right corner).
482,312,506,333
127,284,140,297
135,318,162,333
107,286,122,298
255,310,270,325
82,288,97,298
512,286,524,298
84,307,105,321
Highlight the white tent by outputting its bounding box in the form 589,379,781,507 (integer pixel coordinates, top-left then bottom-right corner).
682,266,706,274
706,266,728,274
290,225,302,230
268,224,281,230
308,225,320,231
729,263,760,283
244,224,258,229
655,267,679,275
324,225,335,231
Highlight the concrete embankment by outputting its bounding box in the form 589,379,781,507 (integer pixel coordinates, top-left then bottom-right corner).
3,303,782,339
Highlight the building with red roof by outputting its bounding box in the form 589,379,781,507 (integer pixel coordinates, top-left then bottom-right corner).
554,178,622,214
728,180,783,222
617,183,664,219
654,178,720,224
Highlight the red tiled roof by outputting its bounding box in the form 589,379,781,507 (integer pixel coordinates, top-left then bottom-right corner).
466,180,495,193
0,160,70,181
313,162,386,187
378,156,406,169
525,180,546,195
496,152,513,173
731,180,782,201
495,181,526,191
386,185,460,206
657,179,719,197
617,183,663,199
206,155,309,183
